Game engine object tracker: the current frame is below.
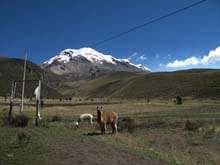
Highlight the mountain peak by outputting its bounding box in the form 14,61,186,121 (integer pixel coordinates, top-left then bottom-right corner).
43,47,151,71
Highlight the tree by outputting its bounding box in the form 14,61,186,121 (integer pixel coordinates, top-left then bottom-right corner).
176,96,182,104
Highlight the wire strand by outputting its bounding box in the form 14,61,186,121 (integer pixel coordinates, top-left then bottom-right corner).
90,0,208,47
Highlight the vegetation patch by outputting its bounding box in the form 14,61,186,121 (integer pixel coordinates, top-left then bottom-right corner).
118,117,136,133
17,129,31,146
50,114,62,122
3,114,30,127
1,100,220,164
184,120,203,131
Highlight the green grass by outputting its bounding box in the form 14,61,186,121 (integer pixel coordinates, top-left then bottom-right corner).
0,126,47,164
77,71,139,98
111,69,220,99
69,69,220,99
1,100,220,164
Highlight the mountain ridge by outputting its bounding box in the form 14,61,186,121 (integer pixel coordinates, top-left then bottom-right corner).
41,48,151,94
1,57,220,99
76,69,220,99
43,48,151,71
0,57,61,98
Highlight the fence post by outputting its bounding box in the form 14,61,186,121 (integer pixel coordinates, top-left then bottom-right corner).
8,81,16,122
35,80,41,126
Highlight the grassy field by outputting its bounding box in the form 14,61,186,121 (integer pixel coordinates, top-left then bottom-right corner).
74,69,220,99
1,99,220,164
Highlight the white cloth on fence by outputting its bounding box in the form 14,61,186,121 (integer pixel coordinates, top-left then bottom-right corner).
34,86,40,100
34,86,42,120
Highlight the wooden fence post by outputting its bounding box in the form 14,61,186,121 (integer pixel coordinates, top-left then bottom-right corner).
35,80,41,126
8,81,16,122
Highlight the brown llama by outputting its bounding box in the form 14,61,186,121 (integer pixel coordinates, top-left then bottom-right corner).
96,106,118,134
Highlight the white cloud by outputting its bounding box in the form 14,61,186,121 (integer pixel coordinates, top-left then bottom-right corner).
166,56,200,68
128,52,138,60
136,54,148,61
166,47,220,68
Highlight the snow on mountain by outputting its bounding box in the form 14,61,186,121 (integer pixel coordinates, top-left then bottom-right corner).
135,64,152,72
43,48,151,71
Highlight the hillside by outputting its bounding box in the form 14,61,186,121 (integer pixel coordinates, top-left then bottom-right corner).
76,69,220,99
77,71,141,98
0,57,61,98
1,57,219,99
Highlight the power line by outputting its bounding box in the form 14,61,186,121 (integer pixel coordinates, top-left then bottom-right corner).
90,0,208,47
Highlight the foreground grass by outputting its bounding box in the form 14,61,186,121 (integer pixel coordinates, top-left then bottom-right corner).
1,100,220,164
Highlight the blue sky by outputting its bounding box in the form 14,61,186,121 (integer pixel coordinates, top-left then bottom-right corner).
0,0,219,71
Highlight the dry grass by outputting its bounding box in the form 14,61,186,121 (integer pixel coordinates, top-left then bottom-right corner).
1,100,220,164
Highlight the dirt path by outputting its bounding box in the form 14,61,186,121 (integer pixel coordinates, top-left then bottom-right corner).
47,137,163,165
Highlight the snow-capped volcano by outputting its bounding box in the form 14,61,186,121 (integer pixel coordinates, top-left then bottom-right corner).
42,48,151,95
43,48,151,71
42,47,151,91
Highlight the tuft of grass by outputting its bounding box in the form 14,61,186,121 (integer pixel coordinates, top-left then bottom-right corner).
118,117,136,133
50,115,62,122
184,120,202,131
17,129,31,146
201,125,220,139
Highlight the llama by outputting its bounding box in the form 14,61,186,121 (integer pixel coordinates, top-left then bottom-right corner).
97,106,118,134
78,113,93,125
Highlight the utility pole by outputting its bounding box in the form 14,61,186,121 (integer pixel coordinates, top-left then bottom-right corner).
20,50,28,112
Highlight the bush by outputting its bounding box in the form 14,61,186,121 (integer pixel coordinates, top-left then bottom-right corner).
118,117,136,133
184,120,201,131
11,114,30,127
1,112,10,126
176,96,182,104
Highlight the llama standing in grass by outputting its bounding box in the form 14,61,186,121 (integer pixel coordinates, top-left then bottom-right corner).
78,113,94,125
97,106,118,134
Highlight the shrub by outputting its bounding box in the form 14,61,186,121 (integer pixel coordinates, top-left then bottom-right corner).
11,114,30,127
1,112,10,126
118,117,136,133
184,120,201,131
176,96,182,104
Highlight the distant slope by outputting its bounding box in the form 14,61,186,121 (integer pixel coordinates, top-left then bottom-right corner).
0,57,61,98
1,57,219,99
76,69,220,99
77,71,141,98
